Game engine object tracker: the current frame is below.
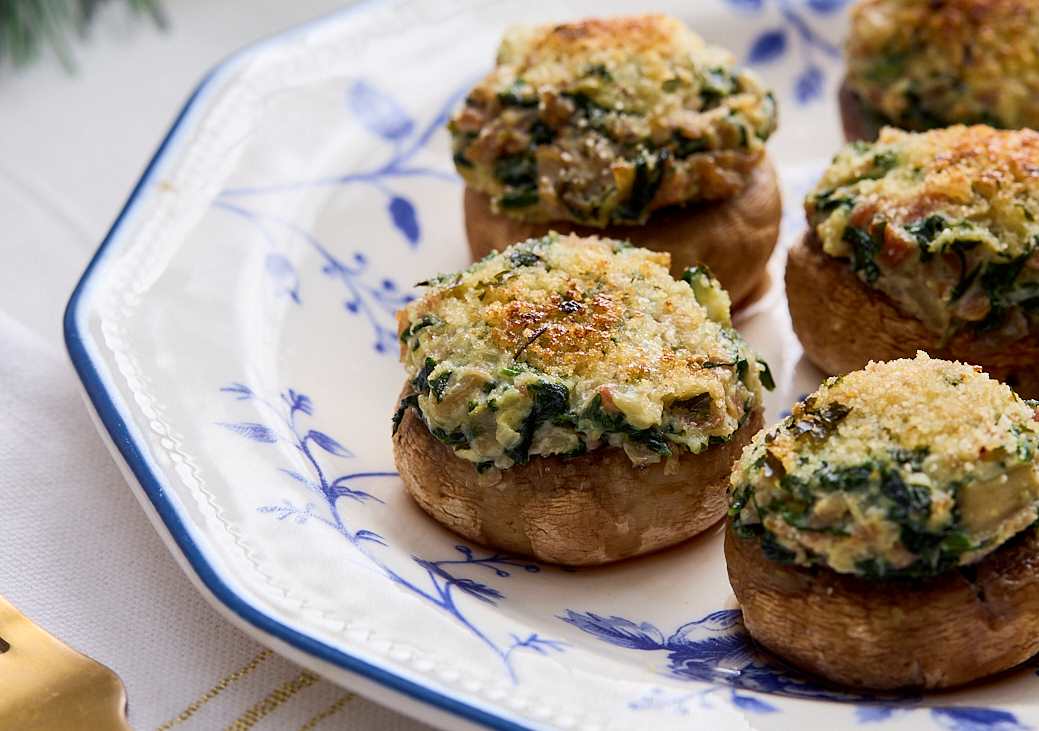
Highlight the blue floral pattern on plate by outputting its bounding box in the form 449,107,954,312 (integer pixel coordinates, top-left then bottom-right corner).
219,383,565,682
562,608,1031,728
731,0,847,103
212,79,469,353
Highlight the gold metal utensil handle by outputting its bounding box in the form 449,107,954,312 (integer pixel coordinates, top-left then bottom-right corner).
0,595,131,730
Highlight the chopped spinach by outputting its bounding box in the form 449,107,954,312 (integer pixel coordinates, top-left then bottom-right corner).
890,446,929,470
682,264,712,284
529,119,555,144
400,315,441,346
583,393,672,457
905,215,946,262
759,531,797,564
496,81,538,108
880,469,930,524
411,357,437,395
813,190,853,213
699,66,736,108
452,150,474,169
494,153,537,187
561,91,613,130
429,370,452,402
499,189,540,209
815,462,873,492
864,150,898,179
630,427,673,456
506,381,571,465
672,132,708,158
789,400,851,441
431,426,468,446
949,264,981,302
508,249,542,268
757,358,776,391
865,52,905,83
562,442,589,459
615,148,668,222
843,225,881,284
900,89,948,131
494,152,539,209
980,253,1030,303
948,240,982,302
391,393,419,435
673,392,712,422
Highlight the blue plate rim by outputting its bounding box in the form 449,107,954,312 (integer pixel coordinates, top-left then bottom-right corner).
62,3,531,729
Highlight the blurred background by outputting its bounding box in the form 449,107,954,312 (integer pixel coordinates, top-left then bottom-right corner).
1,0,355,350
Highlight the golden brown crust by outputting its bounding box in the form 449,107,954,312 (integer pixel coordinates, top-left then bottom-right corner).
509,14,685,58
393,394,763,566
464,158,781,307
725,521,1039,690
838,78,882,142
785,231,1039,398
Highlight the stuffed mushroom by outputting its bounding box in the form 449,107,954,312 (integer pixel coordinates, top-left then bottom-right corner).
392,233,770,565
448,14,781,307
726,353,1039,690
841,0,1039,140
787,125,1039,397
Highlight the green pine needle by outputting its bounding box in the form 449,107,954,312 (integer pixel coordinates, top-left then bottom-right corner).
0,0,166,70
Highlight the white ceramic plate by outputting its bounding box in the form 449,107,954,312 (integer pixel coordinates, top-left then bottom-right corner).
64,1,1039,729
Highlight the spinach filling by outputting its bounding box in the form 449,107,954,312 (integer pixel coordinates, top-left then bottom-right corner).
470,65,765,223
837,210,1038,333
843,225,882,284
787,399,851,441
506,382,571,465
394,355,764,466
614,148,669,222
699,66,738,109
973,253,1032,332
906,217,1036,332
904,214,946,262
731,431,1023,579
496,80,538,108
583,394,672,458
494,152,540,209
399,315,442,351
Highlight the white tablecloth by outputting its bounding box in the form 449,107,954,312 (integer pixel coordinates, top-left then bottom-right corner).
0,2,432,728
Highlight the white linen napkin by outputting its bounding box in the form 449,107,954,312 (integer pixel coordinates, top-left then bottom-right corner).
0,309,429,730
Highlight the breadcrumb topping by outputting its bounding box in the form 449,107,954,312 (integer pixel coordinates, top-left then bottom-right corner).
395,233,767,470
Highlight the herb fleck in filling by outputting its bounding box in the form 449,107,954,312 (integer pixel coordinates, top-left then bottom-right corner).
730,353,1039,578
395,233,770,471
